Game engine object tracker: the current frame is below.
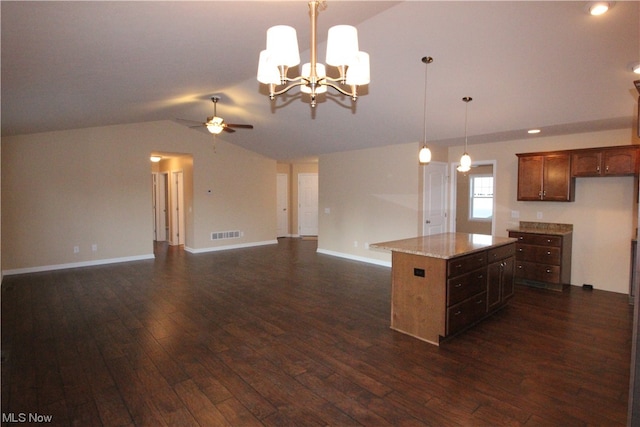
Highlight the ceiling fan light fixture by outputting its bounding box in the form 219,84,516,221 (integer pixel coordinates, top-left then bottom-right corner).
206,116,225,134
632,63,640,74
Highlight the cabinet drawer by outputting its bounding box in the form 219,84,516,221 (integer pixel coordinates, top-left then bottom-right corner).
488,243,515,263
447,252,487,278
447,268,487,306
515,261,561,283
509,232,561,247
515,244,561,265
447,292,487,336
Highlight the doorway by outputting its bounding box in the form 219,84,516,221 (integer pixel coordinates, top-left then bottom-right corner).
298,173,318,236
450,161,496,235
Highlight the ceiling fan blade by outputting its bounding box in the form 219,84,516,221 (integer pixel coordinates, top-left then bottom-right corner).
222,126,236,133
176,118,204,126
635,80,640,94
225,124,254,129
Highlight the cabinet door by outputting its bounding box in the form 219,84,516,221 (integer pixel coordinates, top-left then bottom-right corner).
487,260,502,310
543,154,574,201
517,155,543,201
487,256,515,311
572,151,602,177
604,148,639,176
502,256,515,301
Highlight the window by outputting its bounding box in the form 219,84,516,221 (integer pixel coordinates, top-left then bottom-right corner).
470,174,493,220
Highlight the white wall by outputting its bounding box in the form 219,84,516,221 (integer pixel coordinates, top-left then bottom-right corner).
1,120,277,274
319,129,638,294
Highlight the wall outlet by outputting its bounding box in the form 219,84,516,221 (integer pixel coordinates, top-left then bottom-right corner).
511,210,520,219
354,241,358,248
92,244,98,252
536,211,543,219
73,246,79,254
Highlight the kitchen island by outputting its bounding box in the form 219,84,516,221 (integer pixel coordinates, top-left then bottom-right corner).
371,233,517,345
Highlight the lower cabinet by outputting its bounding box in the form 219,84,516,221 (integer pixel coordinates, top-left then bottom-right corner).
508,230,572,291
390,242,516,345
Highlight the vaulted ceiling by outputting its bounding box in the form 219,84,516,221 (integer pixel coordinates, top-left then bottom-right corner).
2,1,639,161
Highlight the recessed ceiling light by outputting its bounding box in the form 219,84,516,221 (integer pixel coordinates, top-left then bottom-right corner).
150,155,162,162
528,129,541,134
586,2,614,16
633,63,640,74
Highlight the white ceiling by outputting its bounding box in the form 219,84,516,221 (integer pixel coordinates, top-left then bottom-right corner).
2,1,639,161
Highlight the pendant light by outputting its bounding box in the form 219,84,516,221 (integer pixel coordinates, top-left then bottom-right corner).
457,96,473,173
418,56,433,164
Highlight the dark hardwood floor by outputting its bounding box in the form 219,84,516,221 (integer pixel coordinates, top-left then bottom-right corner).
1,238,633,426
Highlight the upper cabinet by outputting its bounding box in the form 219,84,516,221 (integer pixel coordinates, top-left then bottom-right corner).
571,146,639,177
517,145,639,202
517,153,574,202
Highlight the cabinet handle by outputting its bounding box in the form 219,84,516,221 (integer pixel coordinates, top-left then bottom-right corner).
455,283,463,288
477,274,484,279
606,165,609,172
518,248,523,252
546,269,551,273
454,310,461,316
519,236,524,240
596,165,600,172
476,299,484,304
518,265,523,269
547,251,551,255
547,239,552,243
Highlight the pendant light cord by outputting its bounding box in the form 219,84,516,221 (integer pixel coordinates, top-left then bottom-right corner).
422,57,433,145
463,96,472,152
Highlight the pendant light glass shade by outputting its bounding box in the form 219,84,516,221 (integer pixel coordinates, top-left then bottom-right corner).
326,25,359,66
419,146,432,163
458,153,471,172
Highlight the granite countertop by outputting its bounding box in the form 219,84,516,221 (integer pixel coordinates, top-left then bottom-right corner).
370,232,517,260
507,221,573,236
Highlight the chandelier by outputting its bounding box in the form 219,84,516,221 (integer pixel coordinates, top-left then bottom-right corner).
257,1,370,107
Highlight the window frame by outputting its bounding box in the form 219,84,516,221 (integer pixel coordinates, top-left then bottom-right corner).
469,173,494,221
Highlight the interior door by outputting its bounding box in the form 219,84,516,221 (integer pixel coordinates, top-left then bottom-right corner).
423,162,447,236
298,173,318,236
277,173,289,237
152,172,168,241
171,170,185,246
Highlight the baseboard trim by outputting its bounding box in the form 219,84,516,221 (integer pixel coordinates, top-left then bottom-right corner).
2,254,156,276
185,239,278,254
316,248,391,267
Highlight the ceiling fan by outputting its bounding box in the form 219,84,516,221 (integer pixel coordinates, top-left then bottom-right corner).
179,96,254,134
